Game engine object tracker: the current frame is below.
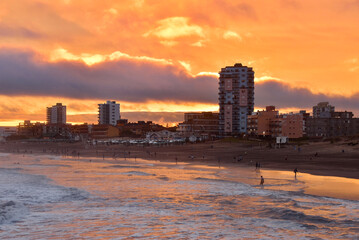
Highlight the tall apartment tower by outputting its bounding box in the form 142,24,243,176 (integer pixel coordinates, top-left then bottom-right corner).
46,103,66,124
98,100,121,126
219,63,254,136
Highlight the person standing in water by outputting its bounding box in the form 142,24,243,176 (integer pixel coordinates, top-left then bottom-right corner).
294,168,298,178
260,176,264,186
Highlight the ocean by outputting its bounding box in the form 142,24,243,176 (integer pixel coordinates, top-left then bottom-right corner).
0,153,358,239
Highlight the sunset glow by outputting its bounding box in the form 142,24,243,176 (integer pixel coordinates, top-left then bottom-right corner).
1,0,359,125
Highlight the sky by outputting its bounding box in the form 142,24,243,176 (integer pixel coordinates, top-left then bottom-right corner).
0,0,359,126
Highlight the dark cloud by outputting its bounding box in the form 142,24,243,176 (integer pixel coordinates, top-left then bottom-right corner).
0,48,358,114
255,80,359,113
0,48,218,103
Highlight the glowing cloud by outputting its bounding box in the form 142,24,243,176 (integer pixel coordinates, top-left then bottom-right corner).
143,17,204,39
223,30,242,40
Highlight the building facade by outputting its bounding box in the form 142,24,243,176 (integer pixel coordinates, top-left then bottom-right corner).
219,63,254,136
248,106,304,139
91,125,120,139
313,102,335,118
98,101,121,126
46,103,66,124
305,103,359,138
177,112,219,137
17,120,44,138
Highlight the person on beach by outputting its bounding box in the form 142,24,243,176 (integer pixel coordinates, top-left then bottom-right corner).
294,168,298,178
260,176,264,186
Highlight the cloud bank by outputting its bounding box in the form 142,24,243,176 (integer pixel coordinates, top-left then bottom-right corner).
0,48,217,103
1,48,359,114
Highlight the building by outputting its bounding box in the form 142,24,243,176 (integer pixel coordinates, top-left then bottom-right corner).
0,127,17,137
98,101,121,126
177,112,219,138
218,63,254,136
305,102,359,138
118,121,167,137
313,102,335,118
70,124,91,140
17,120,44,138
248,106,304,139
146,130,180,141
279,113,304,139
248,106,278,137
47,103,66,124
43,124,71,138
91,125,120,139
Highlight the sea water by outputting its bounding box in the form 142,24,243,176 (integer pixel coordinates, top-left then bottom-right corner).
0,153,358,239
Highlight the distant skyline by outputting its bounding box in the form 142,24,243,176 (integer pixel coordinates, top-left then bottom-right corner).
1,0,359,126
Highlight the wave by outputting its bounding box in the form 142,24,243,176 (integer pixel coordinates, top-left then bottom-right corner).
262,207,333,224
103,165,141,169
194,177,237,184
121,171,156,176
0,168,90,205
157,176,170,181
0,201,27,225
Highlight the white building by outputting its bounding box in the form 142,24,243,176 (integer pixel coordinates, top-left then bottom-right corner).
98,101,121,126
46,103,66,124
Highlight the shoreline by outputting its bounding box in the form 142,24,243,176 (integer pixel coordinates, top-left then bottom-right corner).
0,139,359,180
2,151,359,201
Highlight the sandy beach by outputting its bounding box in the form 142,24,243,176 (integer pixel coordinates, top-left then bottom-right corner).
1,139,358,179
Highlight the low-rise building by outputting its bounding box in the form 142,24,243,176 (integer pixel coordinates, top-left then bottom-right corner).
248,106,304,139
118,121,166,137
146,130,180,140
177,112,219,139
0,127,17,137
17,120,44,138
70,124,91,140
43,124,71,139
305,111,359,138
91,125,120,139
248,106,278,137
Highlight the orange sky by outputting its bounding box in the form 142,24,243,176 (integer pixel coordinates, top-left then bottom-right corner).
0,0,359,126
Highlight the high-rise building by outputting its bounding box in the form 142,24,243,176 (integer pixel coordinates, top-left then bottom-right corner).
46,103,66,124
219,63,254,136
98,100,121,126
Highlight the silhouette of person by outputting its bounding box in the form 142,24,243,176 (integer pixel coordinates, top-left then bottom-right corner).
260,176,264,186
294,168,298,178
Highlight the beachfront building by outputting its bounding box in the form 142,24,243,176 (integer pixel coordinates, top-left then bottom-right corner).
218,63,254,136
248,106,278,137
17,120,44,138
46,103,66,124
98,101,121,126
278,113,304,138
247,106,304,139
146,130,180,141
305,102,359,138
91,125,120,139
177,112,219,139
118,121,167,137
0,127,17,137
